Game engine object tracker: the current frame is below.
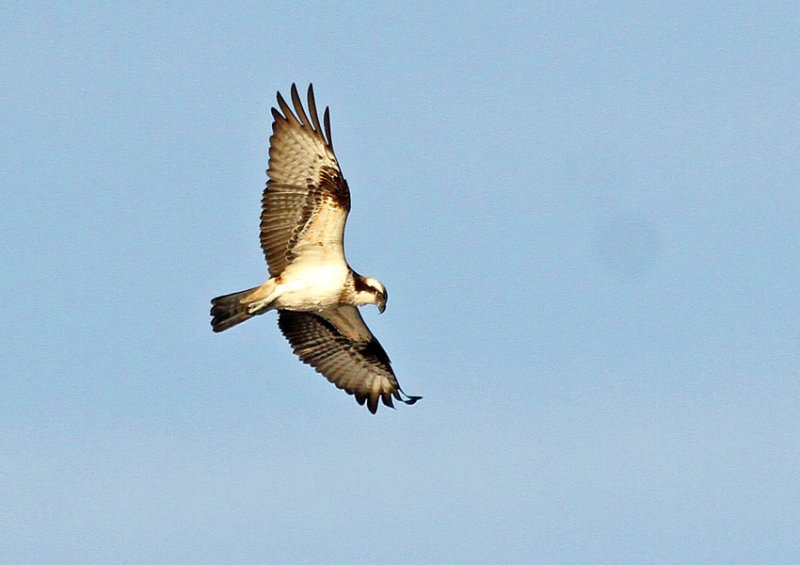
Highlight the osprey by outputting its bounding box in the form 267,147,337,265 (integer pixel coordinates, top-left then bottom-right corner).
211,84,421,414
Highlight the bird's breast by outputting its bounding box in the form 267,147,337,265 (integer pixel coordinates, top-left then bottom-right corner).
273,262,350,310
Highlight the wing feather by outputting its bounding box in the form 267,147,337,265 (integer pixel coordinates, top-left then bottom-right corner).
307,84,325,138
261,84,350,276
277,307,421,414
323,107,333,150
289,83,310,127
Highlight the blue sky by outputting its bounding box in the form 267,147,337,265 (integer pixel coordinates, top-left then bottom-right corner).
2,2,799,563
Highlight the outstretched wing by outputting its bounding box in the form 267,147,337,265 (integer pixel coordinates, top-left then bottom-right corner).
277,306,421,414
260,84,351,277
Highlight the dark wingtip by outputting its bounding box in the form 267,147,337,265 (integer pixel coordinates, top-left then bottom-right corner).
306,83,326,140
290,83,310,127
275,90,294,123
289,83,299,106
395,390,422,406
351,387,419,414
323,106,333,150
367,395,379,414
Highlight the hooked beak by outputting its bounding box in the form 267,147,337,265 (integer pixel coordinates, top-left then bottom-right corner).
377,297,386,314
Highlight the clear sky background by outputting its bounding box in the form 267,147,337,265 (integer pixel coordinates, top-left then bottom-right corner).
2,3,799,563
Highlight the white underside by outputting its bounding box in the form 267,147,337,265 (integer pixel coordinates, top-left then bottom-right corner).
256,260,350,313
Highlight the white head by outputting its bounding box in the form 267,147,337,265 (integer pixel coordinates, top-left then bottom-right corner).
353,275,388,313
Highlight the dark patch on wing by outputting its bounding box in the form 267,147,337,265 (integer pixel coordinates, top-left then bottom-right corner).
320,164,351,212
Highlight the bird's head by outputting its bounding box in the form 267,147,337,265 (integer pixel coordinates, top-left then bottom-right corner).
354,275,388,313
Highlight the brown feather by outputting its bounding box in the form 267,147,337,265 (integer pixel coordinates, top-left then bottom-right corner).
260,85,350,276
277,307,420,414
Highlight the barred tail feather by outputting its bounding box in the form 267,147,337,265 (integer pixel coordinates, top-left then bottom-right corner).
210,287,260,333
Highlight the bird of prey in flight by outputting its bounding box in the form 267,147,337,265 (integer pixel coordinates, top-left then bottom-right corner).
211,84,421,414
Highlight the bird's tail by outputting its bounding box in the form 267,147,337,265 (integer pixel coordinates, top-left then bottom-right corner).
210,286,261,333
